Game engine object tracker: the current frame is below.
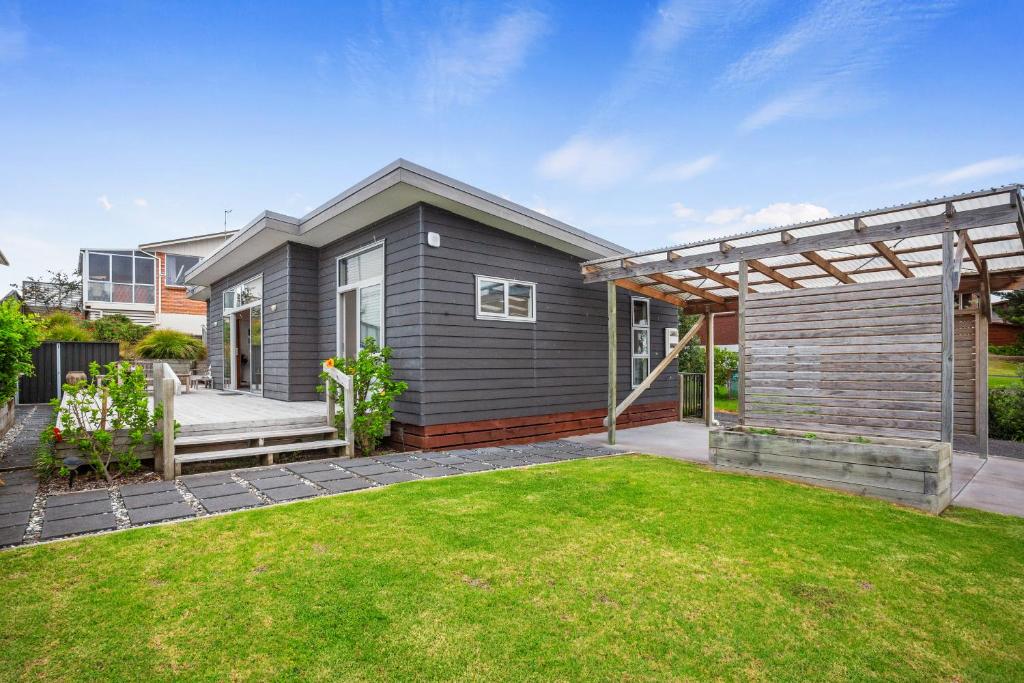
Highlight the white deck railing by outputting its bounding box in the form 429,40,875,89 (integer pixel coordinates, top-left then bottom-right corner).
322,362,356,457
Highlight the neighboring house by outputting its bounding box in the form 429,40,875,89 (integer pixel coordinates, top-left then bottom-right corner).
185,159,681,449
20,279,82,314
990,307,1023,346
139,232,238,335
80,231,235,333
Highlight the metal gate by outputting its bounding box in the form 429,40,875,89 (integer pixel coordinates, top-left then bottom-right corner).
17,341,120,404
678,372,705,419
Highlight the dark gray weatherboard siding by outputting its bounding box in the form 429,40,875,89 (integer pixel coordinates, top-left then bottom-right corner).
209,243,320,401
317,206,424,424
209,202,677,428
416,204,676,426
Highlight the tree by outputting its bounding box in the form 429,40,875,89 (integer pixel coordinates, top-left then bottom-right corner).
995,290,1024,327
0,298,41,404
17,269,82,313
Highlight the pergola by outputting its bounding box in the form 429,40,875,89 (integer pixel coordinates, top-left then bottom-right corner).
582,185,1024,457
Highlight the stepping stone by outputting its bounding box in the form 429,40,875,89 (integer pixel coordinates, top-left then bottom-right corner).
0,494,35,515
285,461,335,475
0,484,38,497
46,490,110,507
0,525,26,547
250,475,306,491
366,471,419,485
0,509,31,528
44,499,113,521
120,481,177,497
262,484,318,503
121,490,184,509
40,512,116,540
186,482,246,499
486,458,529,469
180,472,236,487
453,461,495,473
238,469,290,482
522,454,559,464
391,459,436,471
372,454,413,464
199,492,262,513
127,502,195,525
300,468,354,483
348,463,398,476
422,455,468,465
415,466,458,479
318,478,374,494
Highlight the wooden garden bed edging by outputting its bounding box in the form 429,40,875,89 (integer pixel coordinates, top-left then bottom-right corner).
708,426,952,513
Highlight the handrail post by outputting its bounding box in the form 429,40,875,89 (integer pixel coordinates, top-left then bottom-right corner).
342,373,355,457
326,377,336,427
161,377,175,481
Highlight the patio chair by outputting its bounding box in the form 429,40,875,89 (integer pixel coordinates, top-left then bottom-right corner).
191,360,213,391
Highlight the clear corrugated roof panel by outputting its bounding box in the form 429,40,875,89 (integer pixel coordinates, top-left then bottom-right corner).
777,265,827,278
909,265,943,277
968,223,1019,240
976,240,1022,257
800,276,842,288
987,255,1024,270
848,270,904,283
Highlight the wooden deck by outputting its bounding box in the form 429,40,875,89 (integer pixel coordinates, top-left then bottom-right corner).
149,390,324,428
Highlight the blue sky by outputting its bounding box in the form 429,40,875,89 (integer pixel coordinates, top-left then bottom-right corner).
2,0,1022,287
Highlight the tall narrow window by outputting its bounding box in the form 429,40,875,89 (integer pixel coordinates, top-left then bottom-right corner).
631,297,650,387
336,242,385,357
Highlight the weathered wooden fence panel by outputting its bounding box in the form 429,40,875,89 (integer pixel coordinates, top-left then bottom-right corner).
678,373,704,419
953,310,976,436
743,277,943,440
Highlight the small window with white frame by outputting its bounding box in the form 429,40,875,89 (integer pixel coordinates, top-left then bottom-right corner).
631,297,650,387
475,275,536,322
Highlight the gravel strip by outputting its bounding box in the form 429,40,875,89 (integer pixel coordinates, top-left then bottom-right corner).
0,406,37,461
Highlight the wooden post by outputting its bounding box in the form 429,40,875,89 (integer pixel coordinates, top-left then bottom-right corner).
705,311,715,427
940,231,955,443
977,306,989,459
342,374,355,457
153,362,164,397
737,261,748,426
326,378,335,427
161,377,175,481
607,281,617,445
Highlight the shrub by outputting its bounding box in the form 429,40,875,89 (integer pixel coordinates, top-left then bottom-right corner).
0,299,41,404
39,311,93,341
85,314,150,345
319,337,408,455
135,329,206,360
41,361,155,482
679,345,738,387
990,371,1024,442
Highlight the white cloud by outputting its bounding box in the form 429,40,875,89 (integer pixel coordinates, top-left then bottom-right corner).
133,198,149,208
933,156,1024,185
739,86,824,132
537,135,647,188
671,202,696,220
742,202,831,228
97,195,113,211
650,154,719,182
420,8,549,110
705,207,745,225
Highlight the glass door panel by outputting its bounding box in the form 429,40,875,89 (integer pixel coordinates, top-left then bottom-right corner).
359,284,382,346
221,316,231,388
250,306,262,392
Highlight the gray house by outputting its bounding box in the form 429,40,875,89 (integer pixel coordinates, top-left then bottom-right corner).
185,160,680,449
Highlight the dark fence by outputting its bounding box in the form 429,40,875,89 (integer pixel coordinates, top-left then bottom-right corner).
18,341,120,404
678,373,705,419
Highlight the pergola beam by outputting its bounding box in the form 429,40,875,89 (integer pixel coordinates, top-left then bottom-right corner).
645,273,725,304
801,250,854,284
613,279,689,308
692,266,755,294
747,259,803,289
582,202,1017,283
871,241,914,278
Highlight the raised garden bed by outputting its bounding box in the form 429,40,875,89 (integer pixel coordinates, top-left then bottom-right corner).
709,426,952,513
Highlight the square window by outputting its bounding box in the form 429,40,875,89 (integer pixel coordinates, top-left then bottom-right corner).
135,257,155,284
112,283,133,303
508,283,533,318
632,357,650,385
88,253,110,281
164,254,197,286
339,245,384,286
134,285,155,304
87,281,111,302
478,280,505,315
112,255,134,284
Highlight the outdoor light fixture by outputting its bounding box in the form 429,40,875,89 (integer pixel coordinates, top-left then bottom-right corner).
427,231,441,248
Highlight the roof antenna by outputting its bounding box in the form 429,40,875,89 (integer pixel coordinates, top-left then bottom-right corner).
224,209,232,233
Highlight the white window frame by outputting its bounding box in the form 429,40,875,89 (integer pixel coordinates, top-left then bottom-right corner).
83,250,156,307
630,296,651,388
220,273,264,396
474,275,536,323
335,240,385,357
164,253,202,288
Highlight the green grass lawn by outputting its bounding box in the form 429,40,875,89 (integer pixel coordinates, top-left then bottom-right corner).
990,355,1023,389
714,384,738,413
2,457,1023,681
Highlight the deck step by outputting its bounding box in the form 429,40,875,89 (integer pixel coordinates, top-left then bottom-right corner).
177,415,326,437
175,426,337,447
175,439,346,464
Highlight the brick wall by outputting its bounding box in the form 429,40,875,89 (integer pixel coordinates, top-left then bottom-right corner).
156,252,207,316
